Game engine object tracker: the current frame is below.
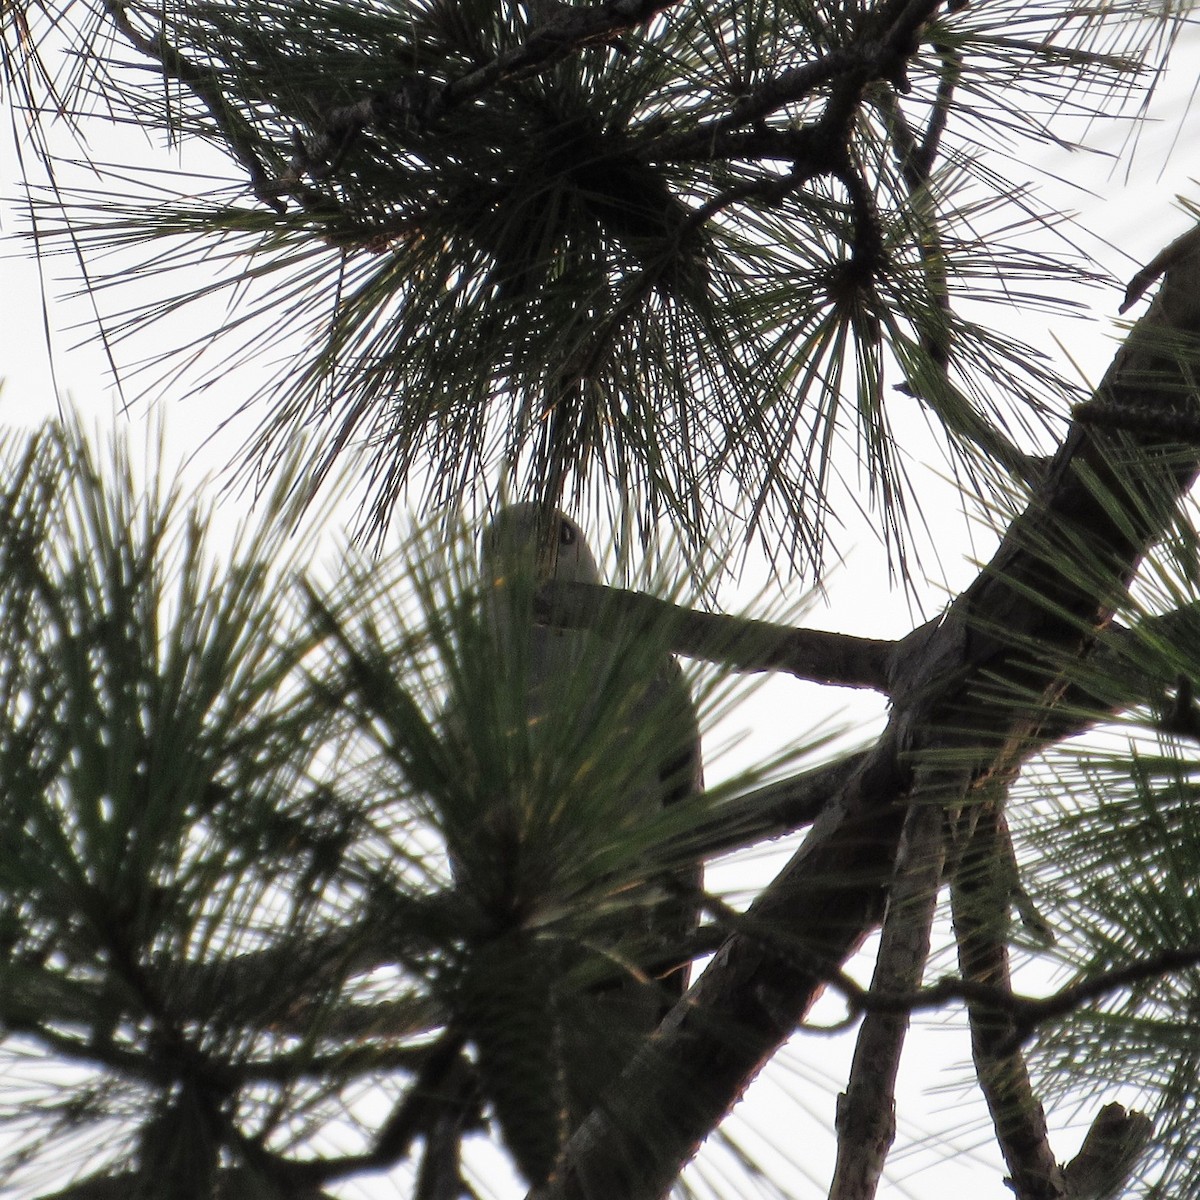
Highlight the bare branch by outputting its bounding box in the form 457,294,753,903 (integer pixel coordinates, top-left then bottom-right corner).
1061,1104,1153,1200
536,581,896,690
1122,224,1200,313
829,789,945,1200
1001,943,1200,1050
689,752,873,857
952,802,1065,1200
827,944,1200,1038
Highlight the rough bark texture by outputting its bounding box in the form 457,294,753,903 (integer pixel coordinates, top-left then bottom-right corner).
828,795,946,1200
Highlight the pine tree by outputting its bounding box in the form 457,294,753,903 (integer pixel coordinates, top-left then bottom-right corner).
3,1,1200,1198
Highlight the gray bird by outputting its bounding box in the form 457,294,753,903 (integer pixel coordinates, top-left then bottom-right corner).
455,503,703,1185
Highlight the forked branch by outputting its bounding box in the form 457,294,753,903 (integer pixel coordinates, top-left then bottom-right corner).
531,226,1200,1200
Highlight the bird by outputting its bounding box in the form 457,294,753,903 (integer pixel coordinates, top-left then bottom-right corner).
452,502,703,1185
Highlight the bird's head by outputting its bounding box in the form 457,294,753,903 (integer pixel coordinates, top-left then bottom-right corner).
480,503,601,589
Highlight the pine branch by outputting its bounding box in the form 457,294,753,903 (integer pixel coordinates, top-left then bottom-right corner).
655,54,858,160
781,942,1200,1040
657,0,944,162
873,46,1046,481
442,0,677,99
99,0,285,211
275,0,683,198
1121,224,1200,314
1072,399,1200,443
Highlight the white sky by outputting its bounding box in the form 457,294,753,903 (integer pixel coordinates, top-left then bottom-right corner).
3,18,1200,1200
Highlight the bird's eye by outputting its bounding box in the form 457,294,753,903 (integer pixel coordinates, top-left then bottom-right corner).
559,520,576,547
